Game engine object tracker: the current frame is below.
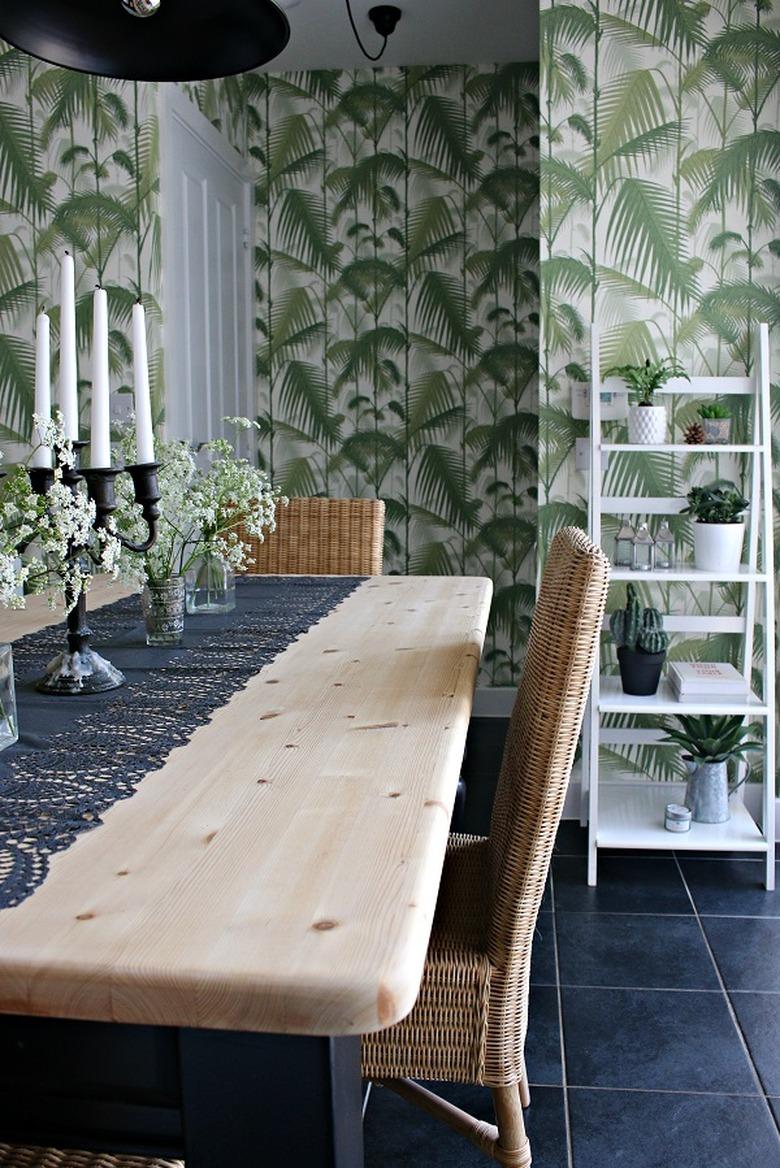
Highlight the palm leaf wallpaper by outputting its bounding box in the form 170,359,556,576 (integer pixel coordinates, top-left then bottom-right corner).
186,64,540,685
539,0,780,777
0,43,163,447
0,58,538,686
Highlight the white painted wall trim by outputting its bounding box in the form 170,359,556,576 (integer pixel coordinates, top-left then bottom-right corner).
158,83,254,451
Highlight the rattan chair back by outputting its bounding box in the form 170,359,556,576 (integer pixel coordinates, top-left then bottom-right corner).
485,527,609,1081
239,496,385,576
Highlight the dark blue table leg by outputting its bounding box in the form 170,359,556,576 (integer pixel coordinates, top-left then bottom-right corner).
178,1030,364,1168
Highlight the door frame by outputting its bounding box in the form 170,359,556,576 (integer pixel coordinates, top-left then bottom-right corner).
158,83,255,450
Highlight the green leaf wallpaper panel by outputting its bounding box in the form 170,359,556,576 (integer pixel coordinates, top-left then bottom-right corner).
540,0,780,780
0,44,164,447
187,64,540,686
0,58,539,687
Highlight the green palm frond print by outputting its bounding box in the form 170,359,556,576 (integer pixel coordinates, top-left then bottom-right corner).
540,0,780,781
0,47,164,444
189,64,540,686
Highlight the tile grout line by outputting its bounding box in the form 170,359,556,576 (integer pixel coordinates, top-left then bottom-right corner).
673,853,779,1135
549,868,575,1168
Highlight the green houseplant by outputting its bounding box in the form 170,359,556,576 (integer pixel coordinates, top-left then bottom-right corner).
697,402,731,444
609,582,668,696
682,482,749,573
663,714,762,823
604,358,688,445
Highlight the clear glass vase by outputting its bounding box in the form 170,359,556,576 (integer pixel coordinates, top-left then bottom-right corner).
141,576,186,646
185,554,236,615
0,643,18,752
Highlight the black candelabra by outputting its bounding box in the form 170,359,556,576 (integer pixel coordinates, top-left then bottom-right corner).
28,441,160,695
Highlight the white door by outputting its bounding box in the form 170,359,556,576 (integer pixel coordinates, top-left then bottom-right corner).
160,85,253,449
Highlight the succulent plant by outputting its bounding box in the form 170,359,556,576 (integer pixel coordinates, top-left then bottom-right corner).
683,420,706,445
663,714,762,764
610,583,668,655
683,483,749,524
697,402,731,420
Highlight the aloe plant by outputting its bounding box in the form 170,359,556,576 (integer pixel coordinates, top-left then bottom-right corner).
663,715,763,765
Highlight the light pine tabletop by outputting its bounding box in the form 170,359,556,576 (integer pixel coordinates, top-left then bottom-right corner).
0,574,492,1037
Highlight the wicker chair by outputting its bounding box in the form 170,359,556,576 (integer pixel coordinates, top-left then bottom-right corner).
238,496,385,576
0,1150,179,1168
361,527,610,1168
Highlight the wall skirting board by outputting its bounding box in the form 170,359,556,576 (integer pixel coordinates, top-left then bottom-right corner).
471,690,780,841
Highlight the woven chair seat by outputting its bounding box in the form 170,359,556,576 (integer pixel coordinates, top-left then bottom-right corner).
362,833,493,1084
0,1148,180,1168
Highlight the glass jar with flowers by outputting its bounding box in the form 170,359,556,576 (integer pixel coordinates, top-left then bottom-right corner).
115,420,282,641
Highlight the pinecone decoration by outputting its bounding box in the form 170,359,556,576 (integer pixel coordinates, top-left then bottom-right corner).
683,420,706,445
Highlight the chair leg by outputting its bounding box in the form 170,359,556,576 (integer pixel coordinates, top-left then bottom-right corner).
518,1057,531,1108
377,1078,532,1167
493,1085,532,1168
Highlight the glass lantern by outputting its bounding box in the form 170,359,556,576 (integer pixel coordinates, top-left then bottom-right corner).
614,520,635,567
654,521,675,570
632,522,655,571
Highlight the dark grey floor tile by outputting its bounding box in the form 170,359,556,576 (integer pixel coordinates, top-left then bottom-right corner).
553,855,692,915
561,987,756,1094
770,1097,780,1128
556,913,719,990
680,858,780,918
704,918,780,991
531,915,558,985
568,1088,780,1168
525,985,562,1086
364,1081,568,1168
732,993,780,1096
554,820,587,855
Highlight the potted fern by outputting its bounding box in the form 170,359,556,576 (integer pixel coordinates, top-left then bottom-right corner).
663,714,762,823
605,357,688,445
682,482,748,573
609,583,668,695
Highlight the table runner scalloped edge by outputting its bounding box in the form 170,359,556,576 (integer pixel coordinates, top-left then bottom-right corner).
0,576,363,912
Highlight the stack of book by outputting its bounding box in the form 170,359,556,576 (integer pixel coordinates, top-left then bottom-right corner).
668,661,749,703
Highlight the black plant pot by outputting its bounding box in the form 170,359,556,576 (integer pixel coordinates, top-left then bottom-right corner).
617,646,665,696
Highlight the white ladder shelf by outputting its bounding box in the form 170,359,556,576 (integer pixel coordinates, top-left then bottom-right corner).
583,324,775,889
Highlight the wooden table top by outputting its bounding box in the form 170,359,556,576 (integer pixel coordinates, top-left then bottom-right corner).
0,574,492,1037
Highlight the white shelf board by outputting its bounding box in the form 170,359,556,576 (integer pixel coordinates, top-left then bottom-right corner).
596,782,768,853
600,376,753,396
610,565,767,583
598,675,769,716
601,443,761,454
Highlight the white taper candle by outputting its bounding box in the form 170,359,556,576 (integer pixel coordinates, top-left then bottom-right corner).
31,309,52,468
58,251,78,441
90,286,111,468
132,300,155,464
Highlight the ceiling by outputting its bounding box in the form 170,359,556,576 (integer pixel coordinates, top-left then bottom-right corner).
266,0,538,71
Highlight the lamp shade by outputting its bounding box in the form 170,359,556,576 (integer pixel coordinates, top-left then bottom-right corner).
0,0,290,81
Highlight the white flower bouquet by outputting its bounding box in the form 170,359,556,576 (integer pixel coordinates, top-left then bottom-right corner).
0,416,121,613
115,420,283,589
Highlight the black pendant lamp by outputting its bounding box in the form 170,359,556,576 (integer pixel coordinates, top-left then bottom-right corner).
0,0,290,82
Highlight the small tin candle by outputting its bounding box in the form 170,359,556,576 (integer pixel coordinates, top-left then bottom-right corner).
665,803,692,833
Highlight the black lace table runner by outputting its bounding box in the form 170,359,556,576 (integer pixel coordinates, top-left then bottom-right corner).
0,575,362,911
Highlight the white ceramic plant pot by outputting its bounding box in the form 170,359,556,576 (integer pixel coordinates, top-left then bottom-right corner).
628,404,667,444
692,521,745,572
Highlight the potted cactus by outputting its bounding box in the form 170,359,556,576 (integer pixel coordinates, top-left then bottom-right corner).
609,583,668,695
604,357,688,445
